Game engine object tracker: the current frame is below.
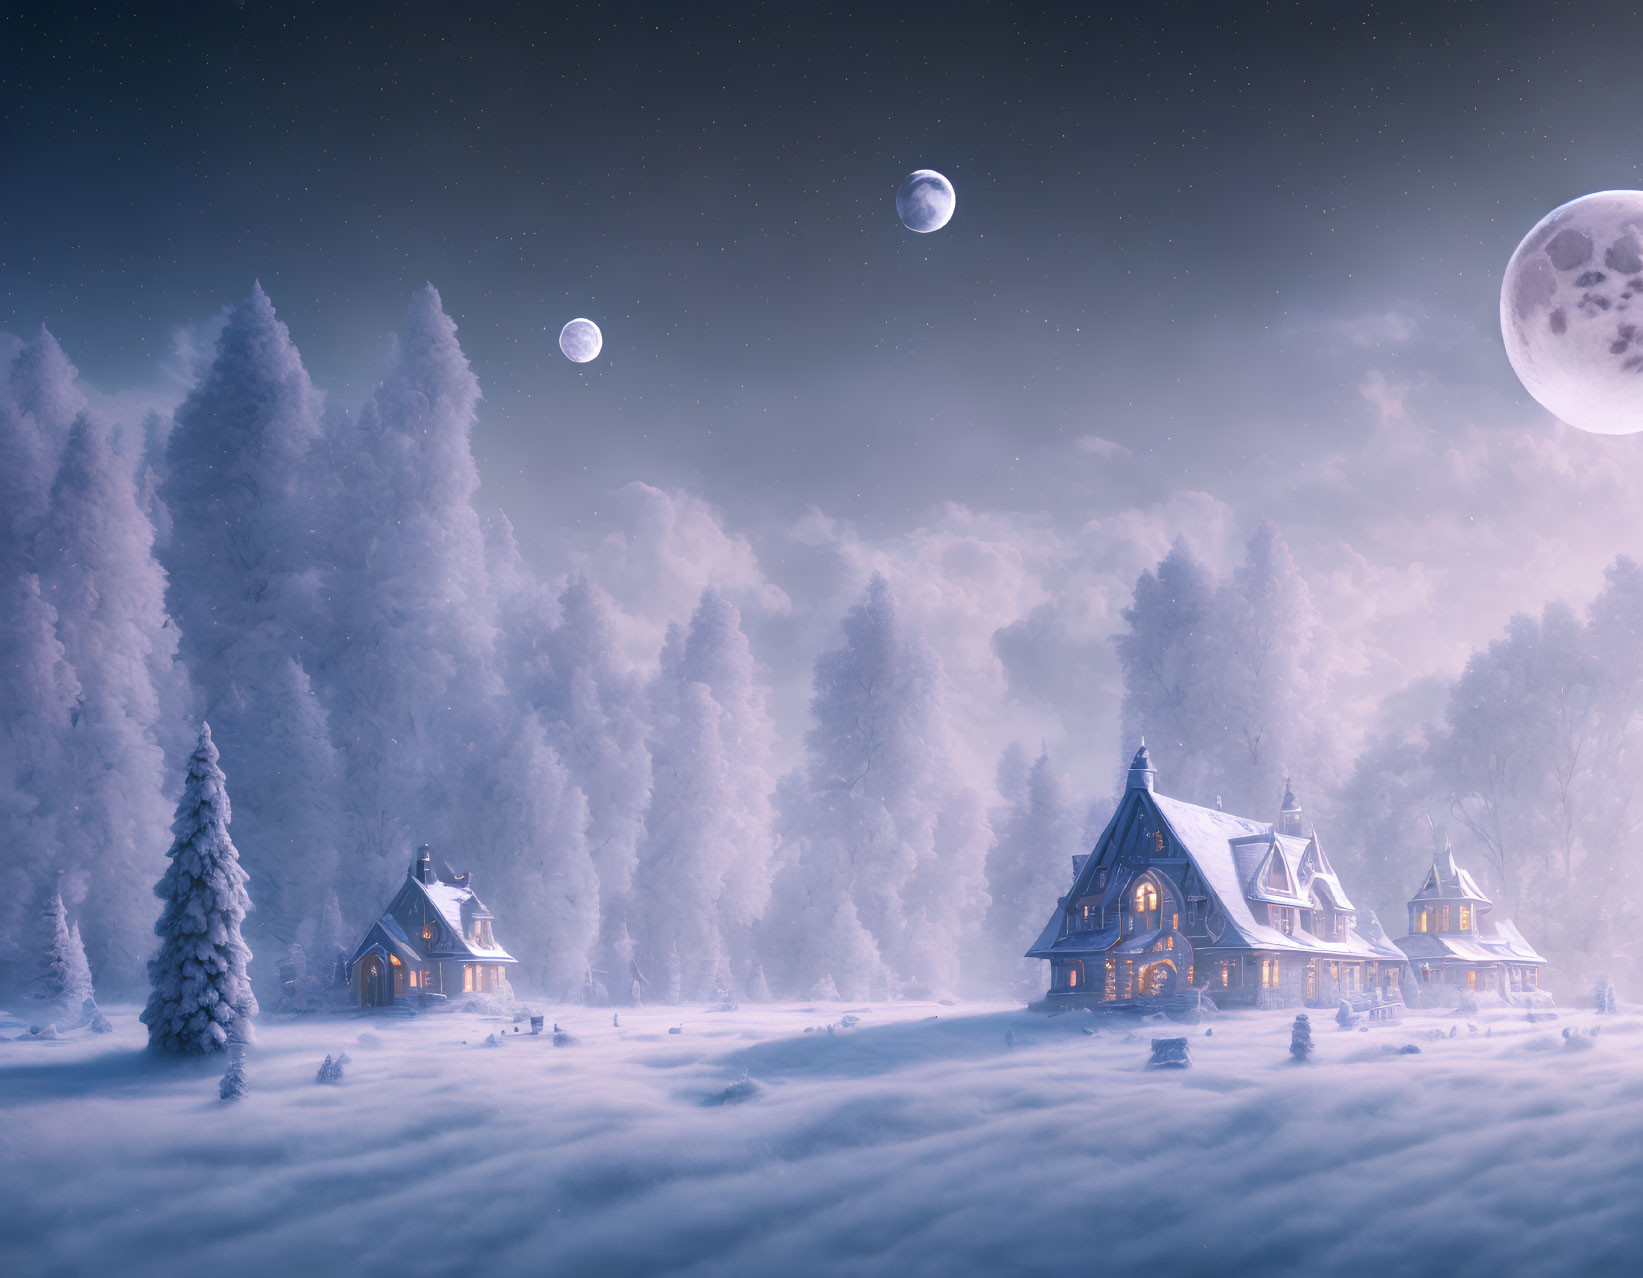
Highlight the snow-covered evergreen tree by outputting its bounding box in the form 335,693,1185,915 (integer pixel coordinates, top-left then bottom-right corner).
37,410,179,988
634,591,776,1001
38,891,95,1014
159,285,342,976
319,285,506,907
766,574,988,998
985,744,1078,994
0,332,85,979
488,713,601,996
1115,523,1340,817
491,541,652,996
1210,522,1339,815
1116,537,1217,797
141,723,258,1055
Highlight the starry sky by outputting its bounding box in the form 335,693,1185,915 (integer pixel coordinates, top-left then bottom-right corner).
7,0,1643,785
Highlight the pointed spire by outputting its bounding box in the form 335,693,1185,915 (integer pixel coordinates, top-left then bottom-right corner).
1277,777,1303,837
1126,741,1156,792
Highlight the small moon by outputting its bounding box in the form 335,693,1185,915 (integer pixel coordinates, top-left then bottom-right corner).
1501,190,1643,435
559,318,603,364
896,169,956,234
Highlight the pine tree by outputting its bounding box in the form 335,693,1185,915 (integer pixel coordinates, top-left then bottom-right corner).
141,723,258,1055
766,574,986,997
37,410,178,988
39,891,94,1013
986,745,1078,993
160,285,342,971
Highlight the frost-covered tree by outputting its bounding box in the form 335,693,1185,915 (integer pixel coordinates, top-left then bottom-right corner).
1116,537,1217,798
159,285,341,972
1115,523,1339,818
1211,521,1340,815
38,891,95,1014
635,591,775,1000
142,723,258,1055
0,332,85,978
1332,730,1441,931
766,574,989,998
488,714,601,996
491,546,652,995
319,285,506,906
37,411,179,988
985,744,1078,994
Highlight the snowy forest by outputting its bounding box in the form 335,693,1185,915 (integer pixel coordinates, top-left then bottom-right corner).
3,284,1637,1008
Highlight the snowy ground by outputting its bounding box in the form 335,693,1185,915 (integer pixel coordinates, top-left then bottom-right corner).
3,997,1641,1277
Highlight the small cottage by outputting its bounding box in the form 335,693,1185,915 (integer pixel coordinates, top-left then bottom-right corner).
1392,844,1546,996
347,845,517,1006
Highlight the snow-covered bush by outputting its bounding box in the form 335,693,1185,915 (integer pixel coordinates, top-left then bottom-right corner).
1290,1014,1314,1062
140,723,258,1056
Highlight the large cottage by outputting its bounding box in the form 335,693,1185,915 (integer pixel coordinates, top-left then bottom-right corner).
1027,745,1407,1009
1393,844,1546,996
347,845,517,1006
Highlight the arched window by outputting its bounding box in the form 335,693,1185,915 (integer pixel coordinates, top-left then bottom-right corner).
1132,880,1160,932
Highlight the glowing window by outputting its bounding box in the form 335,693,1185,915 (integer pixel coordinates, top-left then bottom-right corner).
1459,906,1471,931
1467,970,1477,989
1135,882,1158,913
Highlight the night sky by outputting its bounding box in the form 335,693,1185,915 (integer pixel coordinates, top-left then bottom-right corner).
7,0,1643,779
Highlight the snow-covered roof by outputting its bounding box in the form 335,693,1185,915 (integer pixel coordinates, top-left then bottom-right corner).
1409,845,1491,904
1151,793,1397,958
347,917,425,969
402,875,513,960
1027,785,1402,964
1397,921,1545,966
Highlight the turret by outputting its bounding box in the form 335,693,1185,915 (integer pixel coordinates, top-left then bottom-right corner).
1277,779,1303,837
1126,741,1156,792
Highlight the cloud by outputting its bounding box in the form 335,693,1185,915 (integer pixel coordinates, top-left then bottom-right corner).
1074,434,1131,460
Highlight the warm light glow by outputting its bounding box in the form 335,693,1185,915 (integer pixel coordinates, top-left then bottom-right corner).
1460,906,1471,931
1135,882,1158,913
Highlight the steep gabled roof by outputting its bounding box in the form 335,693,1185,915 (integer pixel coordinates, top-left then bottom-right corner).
1149,792,1395,960
1026,781,1403,964
1410,844,1491,904
368,865,518,965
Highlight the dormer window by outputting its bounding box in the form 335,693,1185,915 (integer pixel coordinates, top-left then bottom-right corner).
1459,905,1471,932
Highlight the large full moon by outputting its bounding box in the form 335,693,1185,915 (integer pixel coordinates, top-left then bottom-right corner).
896,169,956,234
559,317,603,364
1501,190,1643,435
